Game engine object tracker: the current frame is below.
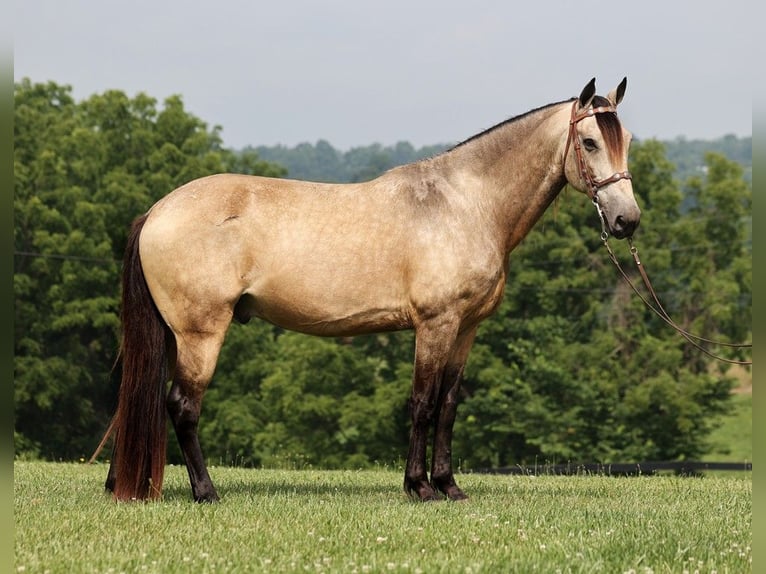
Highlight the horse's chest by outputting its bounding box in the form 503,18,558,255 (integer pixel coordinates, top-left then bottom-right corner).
424,262,506,326
464,271,506,323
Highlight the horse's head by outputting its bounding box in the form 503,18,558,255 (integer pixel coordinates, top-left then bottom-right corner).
564,77,641,239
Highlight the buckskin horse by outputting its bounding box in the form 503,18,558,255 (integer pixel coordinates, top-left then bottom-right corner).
97,78,640,502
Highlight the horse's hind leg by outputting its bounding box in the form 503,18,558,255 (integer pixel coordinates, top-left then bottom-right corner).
104,450,116,492
167,328,227,503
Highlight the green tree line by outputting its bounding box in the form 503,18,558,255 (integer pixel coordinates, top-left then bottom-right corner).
252,136,751,187
251,140,447,184
14,80,751,469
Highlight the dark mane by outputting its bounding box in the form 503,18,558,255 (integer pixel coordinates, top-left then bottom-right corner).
447,99,574,151
446,95,624,162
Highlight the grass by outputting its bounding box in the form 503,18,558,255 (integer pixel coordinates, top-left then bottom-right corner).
704,392,752,463
15,461,751,573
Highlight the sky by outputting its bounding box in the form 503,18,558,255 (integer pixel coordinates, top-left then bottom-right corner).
13,0,752,151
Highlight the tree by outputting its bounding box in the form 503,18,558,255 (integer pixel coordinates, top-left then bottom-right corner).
13,80,285,459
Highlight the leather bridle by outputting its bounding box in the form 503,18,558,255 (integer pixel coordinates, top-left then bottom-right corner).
563,100,632,202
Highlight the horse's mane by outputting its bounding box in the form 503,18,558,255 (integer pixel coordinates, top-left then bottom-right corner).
447,95,623,162
447,99,574,152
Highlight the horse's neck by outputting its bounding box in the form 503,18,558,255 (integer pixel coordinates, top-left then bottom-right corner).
438,103,570,253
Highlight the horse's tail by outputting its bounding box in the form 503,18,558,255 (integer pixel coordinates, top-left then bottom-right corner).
110,213,170,500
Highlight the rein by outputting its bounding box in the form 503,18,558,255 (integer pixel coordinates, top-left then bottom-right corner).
594,210,752,366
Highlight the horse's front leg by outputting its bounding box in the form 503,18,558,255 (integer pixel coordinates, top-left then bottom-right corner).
403,370,441,501
404,320,459,501
429,327,476,501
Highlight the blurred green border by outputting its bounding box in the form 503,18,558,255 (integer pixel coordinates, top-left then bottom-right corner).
752,92,762,568
2,45,15,570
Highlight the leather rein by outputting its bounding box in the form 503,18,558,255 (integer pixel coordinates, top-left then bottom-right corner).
565,100,752,366
600,235,752,366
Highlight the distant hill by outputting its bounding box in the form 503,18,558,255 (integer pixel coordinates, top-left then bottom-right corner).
246,135,751,185
248,140,447,183
661,134,751,183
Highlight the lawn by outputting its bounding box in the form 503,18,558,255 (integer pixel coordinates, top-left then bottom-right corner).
14,461,751,573
704,392,752,463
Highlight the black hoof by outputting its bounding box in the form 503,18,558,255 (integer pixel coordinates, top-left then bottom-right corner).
404,478,443,502
431,477,468,501
193,486,220,503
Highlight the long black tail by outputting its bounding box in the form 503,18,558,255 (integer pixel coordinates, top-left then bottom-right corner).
109,213,170,500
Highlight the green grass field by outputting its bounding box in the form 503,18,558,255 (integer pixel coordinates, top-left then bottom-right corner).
704,392,752,463
15,462,751,573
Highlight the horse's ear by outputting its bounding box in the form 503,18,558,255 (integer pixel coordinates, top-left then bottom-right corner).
607,77,628,107
578,78,596,109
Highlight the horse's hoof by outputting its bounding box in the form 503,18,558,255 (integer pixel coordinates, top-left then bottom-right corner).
431,478,468,501
404,480,443,502
447,490,469,501
194,489,220,503
419,491,444,502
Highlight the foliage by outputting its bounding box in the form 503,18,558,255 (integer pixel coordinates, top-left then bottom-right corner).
252,140,448,183
663,134,752,184
13,80,285,459
15,462,752,573
704,392,752,462
14,79,751,470
253,136,751,186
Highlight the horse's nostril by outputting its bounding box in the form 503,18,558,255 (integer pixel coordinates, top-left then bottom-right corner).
613,215,638,239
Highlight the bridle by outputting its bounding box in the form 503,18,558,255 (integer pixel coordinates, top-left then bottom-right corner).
565,100,752,365
563,100,632,203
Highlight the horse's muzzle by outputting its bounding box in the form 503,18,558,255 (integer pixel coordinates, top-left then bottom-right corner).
610,214,640,239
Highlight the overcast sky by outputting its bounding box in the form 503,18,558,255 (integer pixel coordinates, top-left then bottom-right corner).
14,0,752,150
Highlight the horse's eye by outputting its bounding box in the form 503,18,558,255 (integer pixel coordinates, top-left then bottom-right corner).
583,138,598,151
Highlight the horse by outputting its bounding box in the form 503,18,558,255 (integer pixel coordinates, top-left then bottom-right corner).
98,77,640,502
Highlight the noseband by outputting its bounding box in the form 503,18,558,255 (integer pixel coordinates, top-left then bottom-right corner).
563,100,632,201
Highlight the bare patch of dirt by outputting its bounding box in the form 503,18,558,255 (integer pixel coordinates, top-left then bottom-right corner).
726,364,752,395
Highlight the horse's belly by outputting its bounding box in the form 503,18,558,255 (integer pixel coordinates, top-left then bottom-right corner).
239,278,411,337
